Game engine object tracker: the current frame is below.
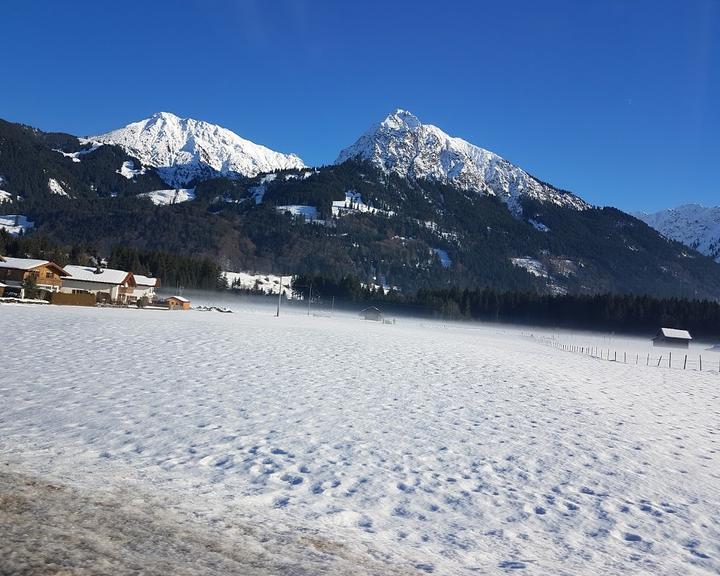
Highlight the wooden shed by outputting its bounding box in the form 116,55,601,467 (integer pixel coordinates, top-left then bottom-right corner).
360,306,383,322
652,327,692,348
167,295,191,310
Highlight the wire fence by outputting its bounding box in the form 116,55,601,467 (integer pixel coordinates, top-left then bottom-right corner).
527,334,719,374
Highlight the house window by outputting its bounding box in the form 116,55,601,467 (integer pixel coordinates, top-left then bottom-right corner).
45,272,54,279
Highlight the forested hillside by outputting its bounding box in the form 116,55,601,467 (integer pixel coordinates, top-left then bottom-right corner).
2,117,720,299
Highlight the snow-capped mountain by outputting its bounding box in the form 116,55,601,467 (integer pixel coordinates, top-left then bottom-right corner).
336,109,589,214
91,112,305,187
635,204,720,261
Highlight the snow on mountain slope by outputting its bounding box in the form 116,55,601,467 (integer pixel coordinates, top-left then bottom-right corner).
139,188,196,206
635,204,720,261
0,214,34,236
90,112,305,187
336,109,589,214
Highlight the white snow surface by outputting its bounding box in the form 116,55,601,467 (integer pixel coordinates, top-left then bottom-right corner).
222,271,292,296
63,265,132,285
0,190,13,203
0,214,34,236
139,188,196,206
90,112,305,187
432,248,452,268
635,204,720,262
511,257,549,277
331,190,393,217
117,160,147,179
336,110,589,215
1,306,718,575
276,205,319,220
657,328,692,340
0,257,49,271
528,219,550,232
48,177,69,196
53,142,103,163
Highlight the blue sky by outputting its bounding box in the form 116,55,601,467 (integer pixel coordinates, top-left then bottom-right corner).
1,0,717,211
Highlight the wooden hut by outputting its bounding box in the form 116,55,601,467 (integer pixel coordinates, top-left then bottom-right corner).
166,296,191,310
652,327,692,348
359,306,383,322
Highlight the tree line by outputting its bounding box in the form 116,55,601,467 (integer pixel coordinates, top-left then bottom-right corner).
290,274,720,338
0,231,222,291
4,230,720,338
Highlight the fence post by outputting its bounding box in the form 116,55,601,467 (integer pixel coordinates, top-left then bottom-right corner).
684,355,687,369
699,355,702,371
636,354,639,365
614,350,617,362
624,352,627,364
669,352,672,368
646,354,650,366
657,356,662,367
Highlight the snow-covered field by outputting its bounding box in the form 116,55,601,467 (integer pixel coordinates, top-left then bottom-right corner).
1,305,718,575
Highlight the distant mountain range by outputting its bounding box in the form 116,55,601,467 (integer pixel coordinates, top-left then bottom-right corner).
635,205,720,262
1,110,720,298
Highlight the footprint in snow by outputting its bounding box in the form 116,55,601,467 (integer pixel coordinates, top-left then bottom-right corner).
498,560,527,570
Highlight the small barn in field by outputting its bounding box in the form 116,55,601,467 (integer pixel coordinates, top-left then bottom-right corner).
360,306,383,322
652,328,692,348
166,296,191,310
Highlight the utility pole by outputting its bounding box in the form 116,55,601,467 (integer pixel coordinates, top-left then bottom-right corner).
276,275,283,317
307,280,313,316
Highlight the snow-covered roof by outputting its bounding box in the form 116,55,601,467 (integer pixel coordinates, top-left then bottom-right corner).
64,265,134,286
133,274,158,287
658,328,692,340
0,257,50,271
168,295,190,302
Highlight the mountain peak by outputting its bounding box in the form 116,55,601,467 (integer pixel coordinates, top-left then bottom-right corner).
91,114,305,186
148,111,182,123
380,109,421,130
336,110,588,214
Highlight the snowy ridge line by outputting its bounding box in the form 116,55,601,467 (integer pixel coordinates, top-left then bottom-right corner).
336,109,590,215
91,112,305,187
635,204,720,262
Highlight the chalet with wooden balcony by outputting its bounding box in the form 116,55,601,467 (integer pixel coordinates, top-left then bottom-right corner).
0,256,69,297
